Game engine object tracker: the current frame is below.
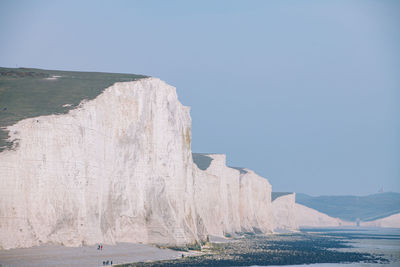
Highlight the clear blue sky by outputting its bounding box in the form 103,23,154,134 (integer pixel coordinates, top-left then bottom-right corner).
1,0,399,195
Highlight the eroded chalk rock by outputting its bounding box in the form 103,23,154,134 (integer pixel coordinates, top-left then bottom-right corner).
0,78,279,250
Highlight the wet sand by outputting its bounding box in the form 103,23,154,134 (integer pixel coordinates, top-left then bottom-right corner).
0,243,186,267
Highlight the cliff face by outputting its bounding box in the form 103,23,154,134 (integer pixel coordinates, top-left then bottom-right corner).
238,169,273,233
361,213,400,228
271,193,298,231
193,154,241,236
295,204,352,227
0,78,199,249
0,78,277,250
192,154,273,236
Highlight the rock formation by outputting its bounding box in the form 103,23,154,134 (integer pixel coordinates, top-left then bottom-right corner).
271,193,298,231
360,213,400,228
0,78,280,250
192,154,273,236
0,78,201,249
295,203,353,227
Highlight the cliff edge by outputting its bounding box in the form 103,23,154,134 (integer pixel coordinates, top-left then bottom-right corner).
0,76,280,249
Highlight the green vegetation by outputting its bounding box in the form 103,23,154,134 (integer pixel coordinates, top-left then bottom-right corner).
0,67,147,151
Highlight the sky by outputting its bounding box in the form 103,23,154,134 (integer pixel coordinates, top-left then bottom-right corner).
0,0,399,196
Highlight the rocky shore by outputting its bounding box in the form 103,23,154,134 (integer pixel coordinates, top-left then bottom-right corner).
120,232,388,267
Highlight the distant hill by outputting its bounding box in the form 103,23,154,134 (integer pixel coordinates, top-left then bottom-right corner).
296,192,400,222
0,67,147,151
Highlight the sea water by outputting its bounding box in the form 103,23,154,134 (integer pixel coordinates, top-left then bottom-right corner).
252,227,400,267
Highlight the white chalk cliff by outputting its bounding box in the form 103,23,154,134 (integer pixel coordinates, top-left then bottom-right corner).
360,213,400,228
271,193,298,231
295,204,353,227
0,78,281,250
193,154,274,236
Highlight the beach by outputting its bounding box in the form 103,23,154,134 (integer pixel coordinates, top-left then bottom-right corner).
1,228,398,267
0,242,187,267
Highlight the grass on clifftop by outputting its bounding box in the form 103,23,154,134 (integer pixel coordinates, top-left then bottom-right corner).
0,67,147,151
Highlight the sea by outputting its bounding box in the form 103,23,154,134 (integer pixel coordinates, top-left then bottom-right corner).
252,227,400,267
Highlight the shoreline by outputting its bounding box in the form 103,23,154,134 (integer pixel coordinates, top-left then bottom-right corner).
1,228,399,267
0,242,187,267
120,228,398,267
